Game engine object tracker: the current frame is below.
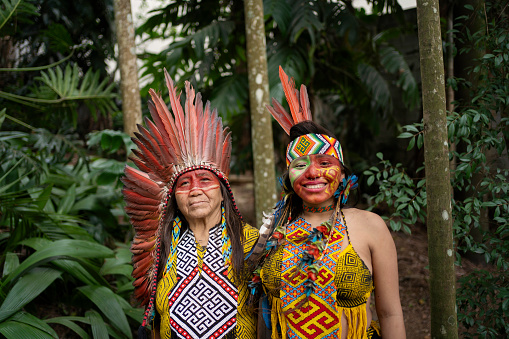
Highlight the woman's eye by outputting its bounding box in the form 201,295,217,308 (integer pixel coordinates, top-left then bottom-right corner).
321,161,331,166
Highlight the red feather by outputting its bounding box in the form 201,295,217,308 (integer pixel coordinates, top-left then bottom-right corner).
279,66,301,122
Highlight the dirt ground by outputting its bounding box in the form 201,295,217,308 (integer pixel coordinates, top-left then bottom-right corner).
230,176,434,338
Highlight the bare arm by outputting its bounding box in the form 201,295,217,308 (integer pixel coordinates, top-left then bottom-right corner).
369,213,406,338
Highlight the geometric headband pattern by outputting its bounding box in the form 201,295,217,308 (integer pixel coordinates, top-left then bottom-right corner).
286,133,344,167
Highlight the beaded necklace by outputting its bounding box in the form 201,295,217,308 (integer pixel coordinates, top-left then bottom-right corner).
248,175,359,297
302,204,335,213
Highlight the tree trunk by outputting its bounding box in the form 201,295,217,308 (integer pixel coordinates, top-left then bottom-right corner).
114,0,142,137
416,1,458,338
243,0,277,227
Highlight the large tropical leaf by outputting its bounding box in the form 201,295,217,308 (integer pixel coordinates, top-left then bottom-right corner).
0,311,58,339
79,288,130,338
45,316,91,339
2,252,19,278
2,239,114,285
379,45,419,109
22,238,111,287
86,310,110,339
0,267,62,322
357,62,392,111
100,246,133,278
0,64,118,120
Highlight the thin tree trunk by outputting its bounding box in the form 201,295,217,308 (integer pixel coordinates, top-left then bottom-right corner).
446,4,456,174
416,1,458,338
243,0,277,227
114,0,142,137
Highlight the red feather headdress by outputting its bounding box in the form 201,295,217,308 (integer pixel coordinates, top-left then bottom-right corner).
122,69,238,308
265,66,313,134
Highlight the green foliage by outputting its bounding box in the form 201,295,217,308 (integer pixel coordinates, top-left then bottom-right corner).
365,2,509,336
0,116,138,337
0,64,119,129
0,2,141,337
0,0,39,34
363,151,426,234
136,0,419,172
457,271,509,337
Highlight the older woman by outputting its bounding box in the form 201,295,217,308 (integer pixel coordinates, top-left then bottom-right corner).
248,67,405,338
123,69,258,339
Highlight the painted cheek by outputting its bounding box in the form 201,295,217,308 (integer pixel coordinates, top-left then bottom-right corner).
322,166,341,194
289,158,311,186
289,167,305,186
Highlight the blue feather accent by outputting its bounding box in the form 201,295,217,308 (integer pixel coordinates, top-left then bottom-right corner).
261,293,272,330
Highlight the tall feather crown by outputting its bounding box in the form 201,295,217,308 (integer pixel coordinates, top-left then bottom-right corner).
266,66,313,134
122,69,237,306
267,66,343,166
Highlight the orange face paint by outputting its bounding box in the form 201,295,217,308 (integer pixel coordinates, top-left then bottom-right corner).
175,170,221,194
174,170,223,223
289,154,343,206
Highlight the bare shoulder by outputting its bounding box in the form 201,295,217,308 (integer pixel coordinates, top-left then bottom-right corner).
343,208,392,242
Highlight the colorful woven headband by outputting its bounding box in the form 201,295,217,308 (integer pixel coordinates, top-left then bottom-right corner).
286,133,344,167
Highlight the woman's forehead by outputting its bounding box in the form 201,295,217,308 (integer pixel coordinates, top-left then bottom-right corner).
176,169,219,181
290,154,339,164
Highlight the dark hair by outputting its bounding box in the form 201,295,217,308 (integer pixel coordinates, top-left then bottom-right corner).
157,179,245,283
283,121,357,220
289,120,336,140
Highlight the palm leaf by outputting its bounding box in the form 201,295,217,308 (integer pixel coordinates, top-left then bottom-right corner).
289,1,323,45
45,316,91,339
379,46,419,109
0,107,5,127
0,312,57,339
101,247,134,278
264,0,292,35
0,64,118,119
3,239,114,285
22,238,110,286
79,286,131,338
0,0,21,31
2,252,19,277
85,310,109,339
357,62,391,111
0,267,62,322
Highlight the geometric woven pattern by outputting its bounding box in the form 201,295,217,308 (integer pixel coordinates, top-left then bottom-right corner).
286,133,344,166
281,217,346,339
155,225,258,339
168,228,238,339
260,215,376,338
334,244,373,308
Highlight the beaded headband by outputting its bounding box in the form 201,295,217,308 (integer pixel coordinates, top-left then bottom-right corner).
286,133,344,167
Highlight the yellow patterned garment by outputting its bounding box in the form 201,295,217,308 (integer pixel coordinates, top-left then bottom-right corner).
155,224,258,339
260,217,374,339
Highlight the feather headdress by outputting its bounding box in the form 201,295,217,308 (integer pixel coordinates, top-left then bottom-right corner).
265,66,313,135
122,69,240,310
